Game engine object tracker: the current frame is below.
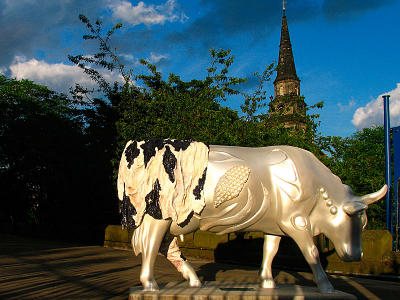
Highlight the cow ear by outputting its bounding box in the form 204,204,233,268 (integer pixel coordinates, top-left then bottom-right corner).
343,201,367,216
359,184,388,205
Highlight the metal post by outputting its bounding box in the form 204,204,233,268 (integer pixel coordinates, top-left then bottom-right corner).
383,95,392,234
393,126,400,250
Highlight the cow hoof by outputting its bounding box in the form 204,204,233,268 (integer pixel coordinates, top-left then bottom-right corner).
181,261,201,288
189,279,202,288
142,280,159,291
261,279,275,289
319,282,334,294
320,287,335,294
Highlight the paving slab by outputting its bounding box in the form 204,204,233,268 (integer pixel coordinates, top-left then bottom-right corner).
129,281,357,300
1,234,400,300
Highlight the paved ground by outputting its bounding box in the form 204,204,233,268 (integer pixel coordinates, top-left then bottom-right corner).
1,234,399,299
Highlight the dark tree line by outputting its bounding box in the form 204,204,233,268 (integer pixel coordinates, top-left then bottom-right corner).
0,75,119,243
0,16,387,243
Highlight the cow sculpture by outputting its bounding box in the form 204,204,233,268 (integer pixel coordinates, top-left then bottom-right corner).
117,139,387,293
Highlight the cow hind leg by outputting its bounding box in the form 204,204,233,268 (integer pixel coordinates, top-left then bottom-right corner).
260,234,281,288
133,214,171,291
160,235,201,287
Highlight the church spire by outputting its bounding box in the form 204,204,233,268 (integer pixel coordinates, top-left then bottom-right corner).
274,3,299,85
269,2,305,130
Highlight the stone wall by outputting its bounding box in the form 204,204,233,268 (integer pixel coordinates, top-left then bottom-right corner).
104,225,400,276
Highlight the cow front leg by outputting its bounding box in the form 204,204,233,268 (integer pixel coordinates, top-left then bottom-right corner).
160,236,201,287
260,234,281,288
134,214,171,291
289,231,334,293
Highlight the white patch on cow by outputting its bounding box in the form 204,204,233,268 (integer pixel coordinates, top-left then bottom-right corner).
118,140,208,226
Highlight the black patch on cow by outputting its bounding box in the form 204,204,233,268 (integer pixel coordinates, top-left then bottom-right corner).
140,139,166,167
145,179,163,219
193,168,207,200
140,139,195,168
163,146,177,183
178,211,194,228
180,253,187,261
125,141,140,169
165,139,192,152
119,185,137,229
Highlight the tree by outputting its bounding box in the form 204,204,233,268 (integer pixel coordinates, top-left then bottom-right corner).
69,15,324,149
322,127,386,229
0,75,119,242
0,75,82,228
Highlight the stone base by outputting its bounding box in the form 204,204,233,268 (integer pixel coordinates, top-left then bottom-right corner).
128,281,357,300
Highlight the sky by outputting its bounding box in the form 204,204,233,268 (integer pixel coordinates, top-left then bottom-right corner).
1,0,399,137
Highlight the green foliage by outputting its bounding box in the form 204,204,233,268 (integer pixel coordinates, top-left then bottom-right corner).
322,127,386,229
0,75,119,242
241,63,275,121
68,15,328,181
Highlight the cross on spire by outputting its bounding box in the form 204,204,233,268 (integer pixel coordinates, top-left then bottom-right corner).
283,0,286,12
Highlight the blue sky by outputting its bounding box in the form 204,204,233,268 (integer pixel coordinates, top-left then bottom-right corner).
1,0,399,137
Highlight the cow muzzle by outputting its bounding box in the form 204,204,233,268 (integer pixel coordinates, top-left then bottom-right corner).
337,244,363,262
340,251,363,262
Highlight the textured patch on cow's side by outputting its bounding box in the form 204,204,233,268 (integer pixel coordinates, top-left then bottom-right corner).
140,139,165,167
163,146,177,183
125,141,140,169
178,211,194,228
166,139,192,152
119,185,137,229
193,168,207,200
214,165,251,208
145,179,163,219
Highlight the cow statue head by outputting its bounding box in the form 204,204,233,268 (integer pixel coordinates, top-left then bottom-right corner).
310,184,387,262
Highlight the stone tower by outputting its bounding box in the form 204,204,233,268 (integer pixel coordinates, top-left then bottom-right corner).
269,3,306,129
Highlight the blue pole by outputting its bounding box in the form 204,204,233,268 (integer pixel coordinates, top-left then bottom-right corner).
393,126,400,250
383,95,392,234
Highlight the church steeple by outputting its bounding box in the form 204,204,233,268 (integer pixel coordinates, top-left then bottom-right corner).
274,3,299,86
269,2,306,130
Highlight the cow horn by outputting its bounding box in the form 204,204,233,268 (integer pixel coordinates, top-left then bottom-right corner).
359,185,388,205
343,201,367,216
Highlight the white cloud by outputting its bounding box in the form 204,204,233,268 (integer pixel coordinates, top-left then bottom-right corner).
352,83,400,129
119,53,135,62
337,98,356,112
149,52,168,63
9,57,123,95
108,0,188,26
